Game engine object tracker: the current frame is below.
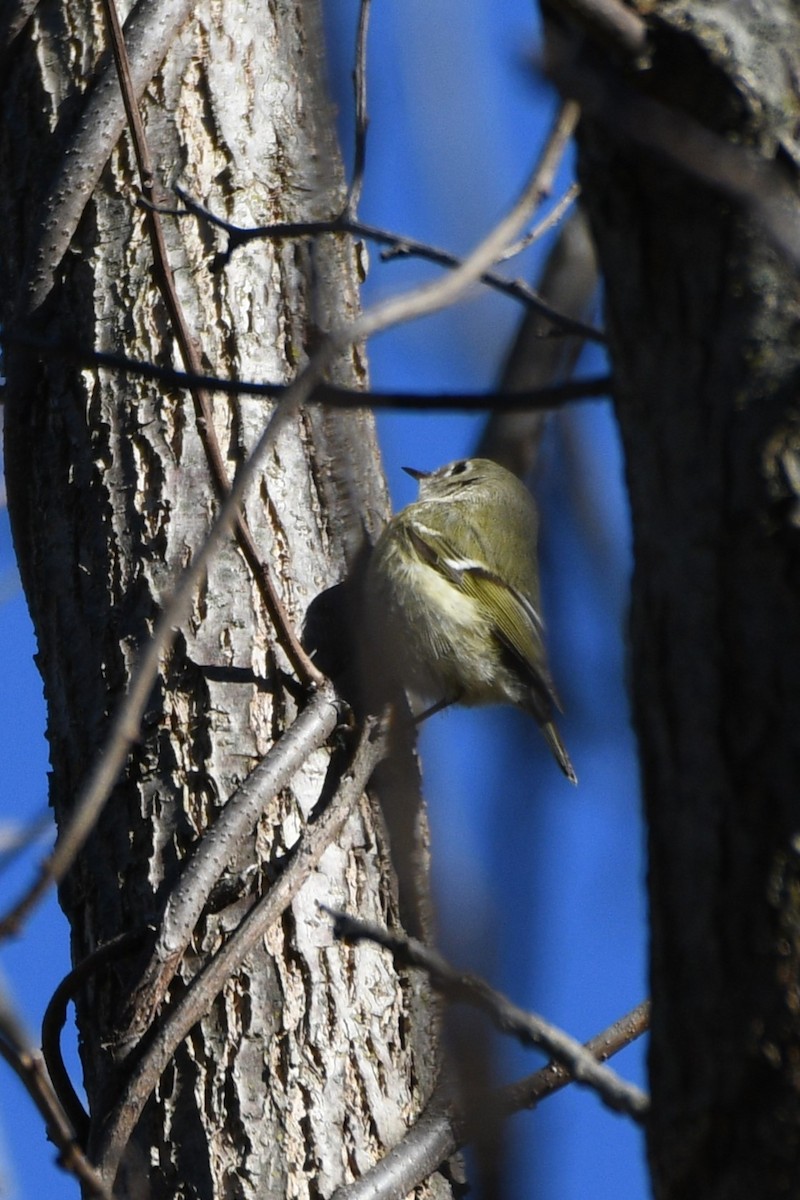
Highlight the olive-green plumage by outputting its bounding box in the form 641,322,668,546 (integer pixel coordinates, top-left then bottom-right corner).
366,457,576,783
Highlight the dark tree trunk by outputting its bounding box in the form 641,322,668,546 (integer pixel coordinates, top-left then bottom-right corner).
572,3,800,1196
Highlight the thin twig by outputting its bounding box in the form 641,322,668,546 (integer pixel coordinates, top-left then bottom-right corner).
0,102,582,939
374,221,600,341
326,910,649,1121
352,101,581,341
344,0,372,216
41,931,147,1145
498,182,580,262
100,0,323,693
172,189,604,343
22,0,193,313
121,685,343,1041
0,1000,112,1199
93,719,387,1183
478,207,599,476
497,999,650,1113
331,1001,650,1200
0,810,52,872
330,1089,460,1200
0,328,612,408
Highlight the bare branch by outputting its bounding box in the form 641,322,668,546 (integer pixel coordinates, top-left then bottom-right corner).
41,932,146,1145
497,999,651,1113
331,1001,650,1200
0,810,52,871
172,189,604,342
326,910,649,1122
498,182,580,262
93,719,388,1184
121,686,343,1041
1,327,612,408
352,100,581,341
330,1089,460,1200
478,207,599,476
21,0,193,313
0,987,112,1199
344,0,372,216
374,221,601,341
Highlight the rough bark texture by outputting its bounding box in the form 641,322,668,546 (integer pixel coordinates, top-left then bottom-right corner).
574,3,800,1197
0,2,446,1197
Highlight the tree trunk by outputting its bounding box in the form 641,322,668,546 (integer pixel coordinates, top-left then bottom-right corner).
572,3,800,1196
0,2,446,1197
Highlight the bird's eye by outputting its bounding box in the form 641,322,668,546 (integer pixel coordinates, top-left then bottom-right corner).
450,461,468,476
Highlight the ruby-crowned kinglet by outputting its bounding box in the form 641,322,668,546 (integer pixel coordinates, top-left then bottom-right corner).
366,457,576,783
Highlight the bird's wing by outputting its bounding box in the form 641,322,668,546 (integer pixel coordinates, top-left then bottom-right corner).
460,569,548,678
407,517,551,689
404,518,467,583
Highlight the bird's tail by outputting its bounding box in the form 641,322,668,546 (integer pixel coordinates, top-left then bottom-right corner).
542,720,578,785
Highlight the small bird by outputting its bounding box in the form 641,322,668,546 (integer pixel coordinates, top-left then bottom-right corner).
366,457,576,783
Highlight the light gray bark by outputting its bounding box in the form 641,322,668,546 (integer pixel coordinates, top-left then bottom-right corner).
0,2,447,1197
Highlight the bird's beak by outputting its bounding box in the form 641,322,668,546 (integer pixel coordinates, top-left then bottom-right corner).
402,466,429,481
